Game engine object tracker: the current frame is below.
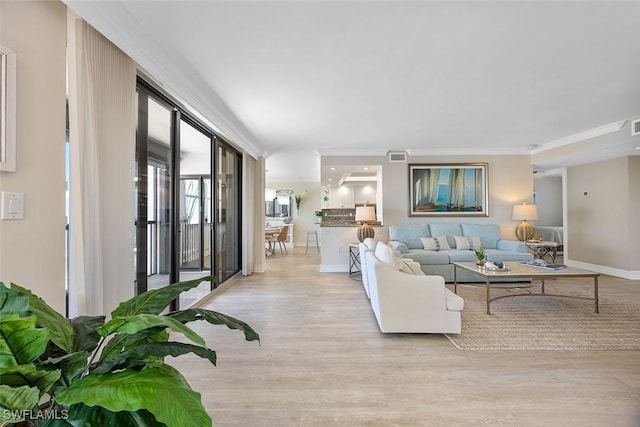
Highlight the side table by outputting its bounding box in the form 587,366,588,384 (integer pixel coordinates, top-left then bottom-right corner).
525,240,559,262
348,243,361,279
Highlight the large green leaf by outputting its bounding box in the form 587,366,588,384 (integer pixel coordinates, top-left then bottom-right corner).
0,314,49,369
97,314,205,347
0,364,61,396
11,283,75,353
170,308,261,343
93,341,216,374
64,403,165,426
56,366,212,427
111,276,217,318
71,315,105,353
0,384,39,418
98,327,168,364
0,282,30,317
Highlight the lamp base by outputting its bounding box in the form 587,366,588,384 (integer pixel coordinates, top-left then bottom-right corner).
357,223,375,242
515,221,535,241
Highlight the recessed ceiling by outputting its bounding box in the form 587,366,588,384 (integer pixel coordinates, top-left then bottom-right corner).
65,0,640,181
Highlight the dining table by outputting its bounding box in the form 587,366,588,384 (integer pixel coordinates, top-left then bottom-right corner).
265,227,282,256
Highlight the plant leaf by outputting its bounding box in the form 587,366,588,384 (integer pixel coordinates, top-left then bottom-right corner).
169,308,260,343
0,364,61,396
0,282,30,317
11,283,75,353
111,276,217,318
39,352,90,395
56,366,212,427
0,384,39,416
93,341,216,374
64,403,165,426
71,315,105,353
97,314,205,347
98,327,168,364
0,314,49,369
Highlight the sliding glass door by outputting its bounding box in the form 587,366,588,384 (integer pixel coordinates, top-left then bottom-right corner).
135,78,240,310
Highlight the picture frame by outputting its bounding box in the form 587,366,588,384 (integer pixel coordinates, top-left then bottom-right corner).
409,163,488,217
1,44,17,172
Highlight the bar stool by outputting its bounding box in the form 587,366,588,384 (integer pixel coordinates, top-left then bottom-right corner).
305,230,319,253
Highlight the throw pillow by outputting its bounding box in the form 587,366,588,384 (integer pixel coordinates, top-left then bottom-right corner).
399,259,423,275
454,235,482,250
434,235,451,250
420,237,438,251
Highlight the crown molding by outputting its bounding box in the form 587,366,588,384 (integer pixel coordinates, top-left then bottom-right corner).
531,121,627,154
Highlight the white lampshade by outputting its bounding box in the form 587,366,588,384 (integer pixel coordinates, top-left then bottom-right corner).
355,206,376,222
512,203,538,221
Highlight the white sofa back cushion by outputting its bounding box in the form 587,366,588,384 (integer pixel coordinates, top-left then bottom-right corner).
375,242,399,270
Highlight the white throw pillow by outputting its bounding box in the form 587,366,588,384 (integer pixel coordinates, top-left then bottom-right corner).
454,235,483,250
399,259,423,275
435,235,451,250
420,237,438,251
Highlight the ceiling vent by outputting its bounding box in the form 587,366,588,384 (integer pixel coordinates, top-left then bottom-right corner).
632,119,640,136
388,151,407,163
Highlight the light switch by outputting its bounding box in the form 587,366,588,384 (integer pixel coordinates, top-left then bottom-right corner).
1,192,24,220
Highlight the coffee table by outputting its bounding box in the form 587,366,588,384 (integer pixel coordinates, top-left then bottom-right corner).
452,262,600,315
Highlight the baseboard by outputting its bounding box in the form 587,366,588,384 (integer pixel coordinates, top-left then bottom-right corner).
319,264,349,273
566,260,640,280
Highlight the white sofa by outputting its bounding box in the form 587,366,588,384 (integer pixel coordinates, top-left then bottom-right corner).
361,241,464,334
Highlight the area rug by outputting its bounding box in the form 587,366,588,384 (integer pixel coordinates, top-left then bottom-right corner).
445,285,640,351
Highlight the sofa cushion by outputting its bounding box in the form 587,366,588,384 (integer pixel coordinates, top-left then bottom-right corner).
445,289,465,311
445,250,478,263
403,249,451,265
453,235,482,250
375,242,399,270
461,223,501,249
485,249,533,262
389,224,430,249
428,224,461,248
363,237,376,250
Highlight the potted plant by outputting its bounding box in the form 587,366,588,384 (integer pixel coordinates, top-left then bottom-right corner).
294,190,307,213
474,245,486,266
0,277,259,426
314,210,324,223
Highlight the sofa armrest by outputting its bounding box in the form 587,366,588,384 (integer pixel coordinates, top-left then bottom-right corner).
388,240,409,254
497,239,529,253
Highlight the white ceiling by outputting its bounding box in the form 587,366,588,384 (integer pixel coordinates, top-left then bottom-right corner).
64,1,640,182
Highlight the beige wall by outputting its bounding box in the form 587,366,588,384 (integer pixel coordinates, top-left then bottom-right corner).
0,1,67,312
567,157,631,270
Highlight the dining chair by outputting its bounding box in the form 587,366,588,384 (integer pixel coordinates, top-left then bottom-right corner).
267,225,289,255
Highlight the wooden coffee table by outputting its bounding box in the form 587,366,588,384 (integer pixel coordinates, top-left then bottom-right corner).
452,262,600,315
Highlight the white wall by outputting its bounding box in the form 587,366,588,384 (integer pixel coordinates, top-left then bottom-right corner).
0,1,67,313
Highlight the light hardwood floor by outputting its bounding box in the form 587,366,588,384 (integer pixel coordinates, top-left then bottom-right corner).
172,248,640,426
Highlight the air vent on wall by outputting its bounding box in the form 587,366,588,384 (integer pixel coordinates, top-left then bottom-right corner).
632,119,640,136
388,151,407,163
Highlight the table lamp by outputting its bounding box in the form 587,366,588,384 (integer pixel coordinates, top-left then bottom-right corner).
355,206,376,242
512,203,538,241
